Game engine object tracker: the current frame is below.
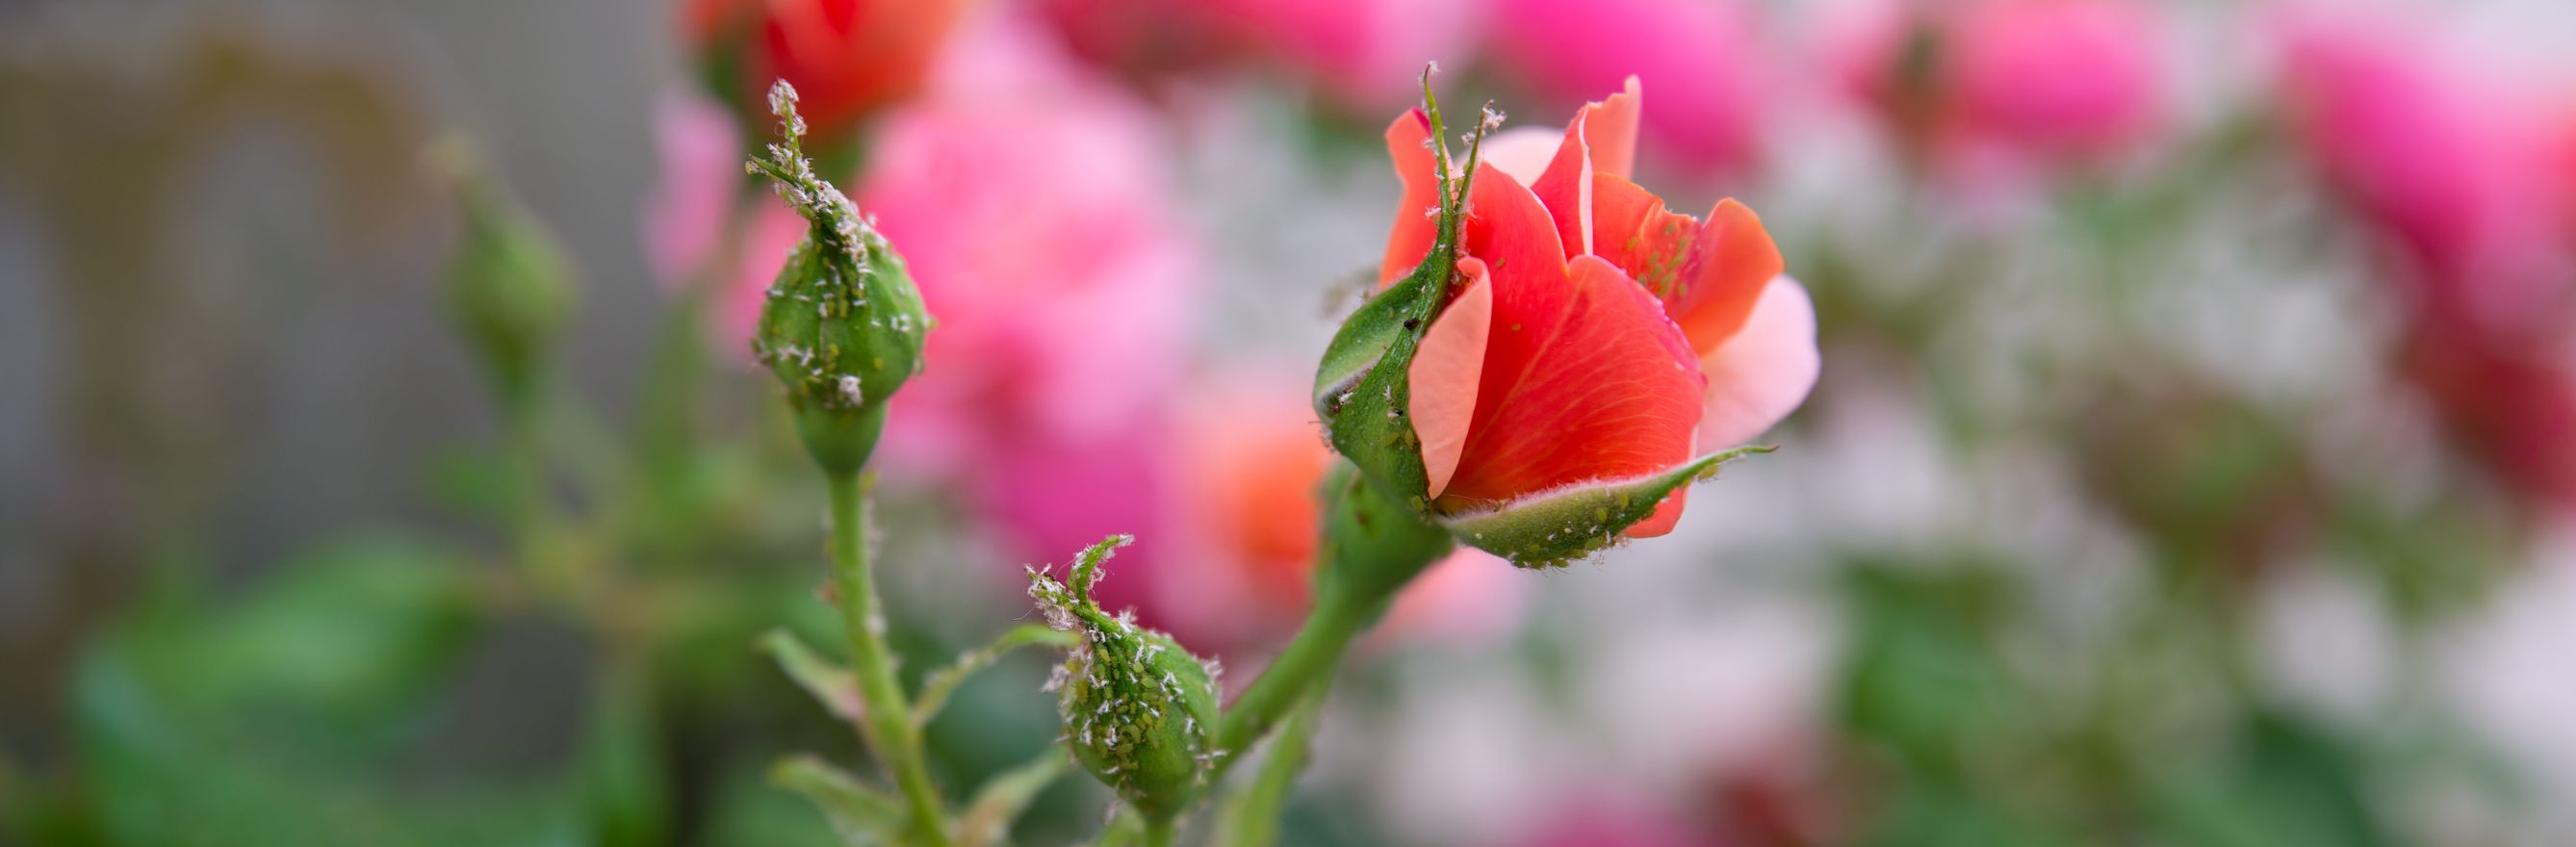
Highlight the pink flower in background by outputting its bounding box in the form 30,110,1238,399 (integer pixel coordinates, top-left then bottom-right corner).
858,13,1202,614
2279,16,2575,329
1830,0,2163,176
640,90,808,357
1221,0,1482,113
1488,0,1769,173
1034,0,1479,112
2280,14,2576,511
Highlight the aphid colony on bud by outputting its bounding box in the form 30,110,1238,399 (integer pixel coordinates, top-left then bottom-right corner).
1026,536,1221,820
743,80,931,475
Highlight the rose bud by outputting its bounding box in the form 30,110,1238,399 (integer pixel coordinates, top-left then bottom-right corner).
433,137,578,408
744,81,932,475
1027,535,1222,822
1320,77,1818,568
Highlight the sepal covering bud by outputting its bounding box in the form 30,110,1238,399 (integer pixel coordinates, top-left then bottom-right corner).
746,81,931,475
435,138,577,406
1313,78,1492,511
1440,446,1771,568
1027,536,1221,821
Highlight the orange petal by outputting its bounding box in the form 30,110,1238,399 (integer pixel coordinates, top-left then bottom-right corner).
1378,109,1442,286
1461,162,1570,288
1530,77,1646,256
1589,173,1703,301
1670,198,1784,353
1410,260,1495,499
1438,254,1706,513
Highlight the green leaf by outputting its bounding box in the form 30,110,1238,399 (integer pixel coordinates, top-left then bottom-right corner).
957,747,1070,847
760,629,863,724
772,754,906,846
1439,447,1772,568
912,624,1078,729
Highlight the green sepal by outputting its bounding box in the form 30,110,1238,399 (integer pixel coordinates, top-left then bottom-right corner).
1440,446,1774,569
1027,536,1222,822
1312,76,1495,513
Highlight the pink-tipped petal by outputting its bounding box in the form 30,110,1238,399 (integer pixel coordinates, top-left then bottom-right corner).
1379,109,1442,286
1483,126,1565,186
1412,260,1495,499
1697,275,1819,448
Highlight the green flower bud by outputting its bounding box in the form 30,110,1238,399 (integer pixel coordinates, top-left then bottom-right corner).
1027,536,1221,821
745,81,931,475
435,138,576,406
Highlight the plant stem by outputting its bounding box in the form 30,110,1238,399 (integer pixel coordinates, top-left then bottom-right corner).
1218,685,1328,847
1209,467,1451,777
826,472,952,847
1210,585,1376,769
1141,815,1177,847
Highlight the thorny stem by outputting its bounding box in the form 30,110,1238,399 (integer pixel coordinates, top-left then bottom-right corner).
827,472,953,847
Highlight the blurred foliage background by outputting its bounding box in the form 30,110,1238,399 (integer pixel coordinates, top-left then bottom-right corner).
6,0,2576,845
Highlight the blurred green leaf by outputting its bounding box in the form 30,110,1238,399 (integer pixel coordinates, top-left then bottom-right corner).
771,754,904,846
913,624,1077,730
957,747,1069,847
762,629,863,725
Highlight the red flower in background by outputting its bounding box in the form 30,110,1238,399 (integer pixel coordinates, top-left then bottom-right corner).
1385,80,1818,537
687,0,969,140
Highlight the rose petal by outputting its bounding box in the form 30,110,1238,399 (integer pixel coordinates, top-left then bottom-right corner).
1439,254,1706,514
1462,161,1570,288
1697,275,1819,448
1670,197,1784,353
1531,76,1646,256
1482,126,1564,186
1379,109,1442,285
1589,172,1703,301
1411,259,1494,499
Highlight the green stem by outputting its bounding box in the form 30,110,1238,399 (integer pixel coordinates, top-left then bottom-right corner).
1219,686,1328,847
1140,815,1177,847
1210,585,1376,767
826,473,952,847
1209,467,1451,777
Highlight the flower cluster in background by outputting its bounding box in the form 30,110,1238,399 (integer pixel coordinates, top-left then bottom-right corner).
9,0,2576,844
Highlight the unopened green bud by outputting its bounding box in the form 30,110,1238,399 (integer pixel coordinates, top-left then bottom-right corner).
745,81,930,475
435,137,576,406
1027,536,1220,821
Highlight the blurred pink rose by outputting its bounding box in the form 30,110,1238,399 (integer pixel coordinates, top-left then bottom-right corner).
1830,0,2163,177
1514,796,1710,847
1222,0,1481,112
1151,371,1526,654
1035,0,1479,112
1488,0,1768,173
639,90,808,358
2280,16,2576,331
856,13,1202,614
2280,14,2576,511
